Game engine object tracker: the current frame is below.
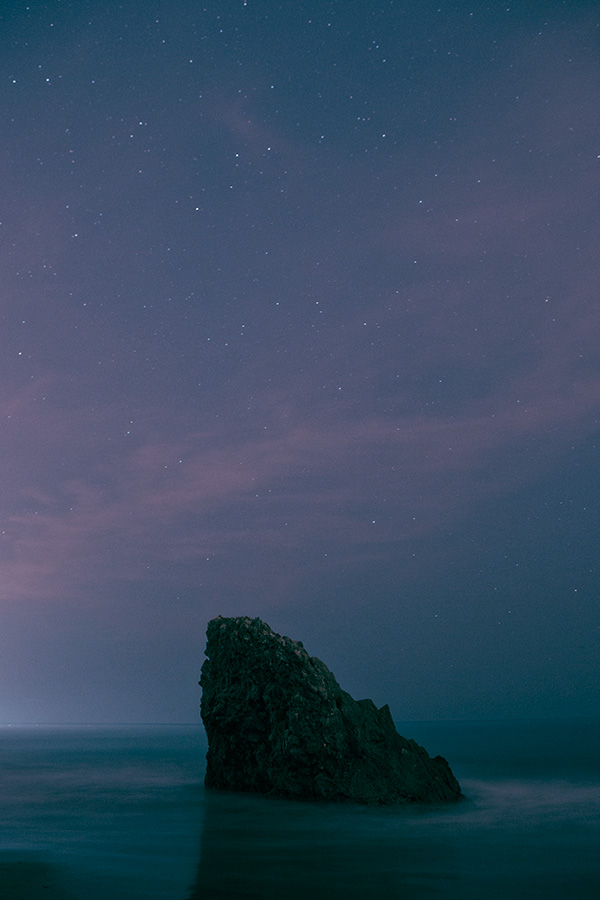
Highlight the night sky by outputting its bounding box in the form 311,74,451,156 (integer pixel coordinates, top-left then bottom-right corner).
2,1,599,724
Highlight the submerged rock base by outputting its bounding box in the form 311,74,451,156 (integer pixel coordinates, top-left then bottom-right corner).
200,616,462,804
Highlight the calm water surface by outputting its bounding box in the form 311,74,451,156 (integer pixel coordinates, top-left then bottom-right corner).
0,720,598,899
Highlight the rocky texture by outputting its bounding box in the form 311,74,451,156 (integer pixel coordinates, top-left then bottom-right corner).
200,616,462,804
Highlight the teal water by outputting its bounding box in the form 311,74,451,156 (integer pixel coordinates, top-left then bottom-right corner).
0,720,598,899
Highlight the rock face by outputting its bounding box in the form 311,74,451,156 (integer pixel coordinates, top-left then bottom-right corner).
200,616,462,804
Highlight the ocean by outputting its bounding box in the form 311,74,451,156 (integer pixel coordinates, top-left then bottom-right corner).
0,720,598,899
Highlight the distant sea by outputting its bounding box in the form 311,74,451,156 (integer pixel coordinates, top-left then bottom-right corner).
0,720,598,899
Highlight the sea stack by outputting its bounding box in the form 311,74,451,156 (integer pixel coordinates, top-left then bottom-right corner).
200,616,462,804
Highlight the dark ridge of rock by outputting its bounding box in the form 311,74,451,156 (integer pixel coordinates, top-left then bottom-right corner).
199,616,462,805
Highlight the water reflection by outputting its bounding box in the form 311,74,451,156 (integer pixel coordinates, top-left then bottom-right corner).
0,853,78,900
188,788,457,900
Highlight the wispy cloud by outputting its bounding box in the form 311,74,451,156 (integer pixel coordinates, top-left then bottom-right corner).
2,320,598,604
2,21,599,608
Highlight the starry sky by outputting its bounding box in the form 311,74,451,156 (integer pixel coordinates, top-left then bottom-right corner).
1,0,599,724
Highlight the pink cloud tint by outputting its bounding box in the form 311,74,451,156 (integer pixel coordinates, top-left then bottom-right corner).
2,326,598,605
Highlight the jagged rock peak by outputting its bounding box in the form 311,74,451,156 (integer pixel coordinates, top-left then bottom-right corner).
200,615,462,805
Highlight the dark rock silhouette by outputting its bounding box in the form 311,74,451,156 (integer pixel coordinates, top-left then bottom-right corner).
200,616,462,804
